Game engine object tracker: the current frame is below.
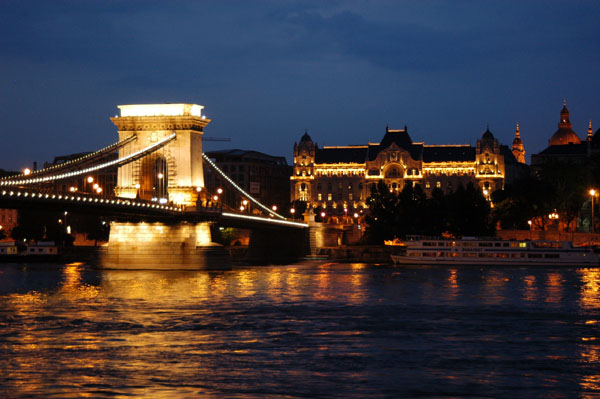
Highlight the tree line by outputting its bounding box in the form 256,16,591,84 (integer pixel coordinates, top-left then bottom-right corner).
364,180,492,243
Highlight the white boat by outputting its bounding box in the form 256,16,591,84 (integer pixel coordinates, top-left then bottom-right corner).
390,238,599,266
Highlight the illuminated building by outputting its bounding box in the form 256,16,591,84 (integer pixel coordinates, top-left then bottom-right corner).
292,126,523,212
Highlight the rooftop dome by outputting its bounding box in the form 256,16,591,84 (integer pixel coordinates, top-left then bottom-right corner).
300,131,313,142
549,128,581,146
482,127,494,141
549,102,581,146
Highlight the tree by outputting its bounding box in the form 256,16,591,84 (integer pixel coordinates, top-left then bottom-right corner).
423,187,447,236
446,183,492,236
364,180,399,243
395,183,427,236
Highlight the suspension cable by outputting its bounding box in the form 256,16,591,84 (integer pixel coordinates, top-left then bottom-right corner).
1,133,176,186
2,134,138,180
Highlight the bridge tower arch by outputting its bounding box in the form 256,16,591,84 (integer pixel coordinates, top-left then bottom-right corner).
111,103,211,206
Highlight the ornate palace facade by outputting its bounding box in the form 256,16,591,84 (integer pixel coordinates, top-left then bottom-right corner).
291,126,524,213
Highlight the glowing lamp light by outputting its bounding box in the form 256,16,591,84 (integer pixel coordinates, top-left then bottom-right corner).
272,205,278,211
213,195,219,201
196,186,202,192
354,213,359,218
242,199,248,206
96,187,103,194
93,183,99,190
590,189,597,197
217,188,223,194
157,173,164,179
135,183,140,189
87,176,94,183
290,208,296,214
320,212,326,218
23,168,31,176
240,205,245,211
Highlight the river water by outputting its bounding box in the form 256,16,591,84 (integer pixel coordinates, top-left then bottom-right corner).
1,261,599,398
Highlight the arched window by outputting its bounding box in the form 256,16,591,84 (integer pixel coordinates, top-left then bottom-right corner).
154,156,168,200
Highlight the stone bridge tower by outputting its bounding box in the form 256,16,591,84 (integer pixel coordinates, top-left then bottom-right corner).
111,103,211,206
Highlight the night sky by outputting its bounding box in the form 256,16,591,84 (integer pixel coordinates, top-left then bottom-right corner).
1,0,599,171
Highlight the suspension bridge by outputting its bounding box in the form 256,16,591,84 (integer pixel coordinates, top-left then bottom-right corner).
0,103,308,269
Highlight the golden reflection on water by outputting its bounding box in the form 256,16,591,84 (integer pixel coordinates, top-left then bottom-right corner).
314,263,333,301
481,270,508,305
447,268,459,300
9,263,600,397
346,263,367,304
236,269,258,298
544,273,563,304
578,269,600,308
522,275,538,302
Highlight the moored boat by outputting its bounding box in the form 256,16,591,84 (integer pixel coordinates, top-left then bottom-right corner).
390,237,599,266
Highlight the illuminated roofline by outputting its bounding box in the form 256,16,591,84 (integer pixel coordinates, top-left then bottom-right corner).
322,145,369,149
118,103,204,118
314,163,366,167
423,144,472,148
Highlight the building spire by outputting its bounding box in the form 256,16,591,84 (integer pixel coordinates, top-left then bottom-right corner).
512,122,525,164
588,120,593,141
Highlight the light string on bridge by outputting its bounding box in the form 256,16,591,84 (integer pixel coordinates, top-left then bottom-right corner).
222,212,307,228
0,189,183,212
1,135,138,180
202,153,286,220
0,133,177,186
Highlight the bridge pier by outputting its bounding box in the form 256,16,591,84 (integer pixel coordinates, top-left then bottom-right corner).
101,221,230,270
246,228,308,264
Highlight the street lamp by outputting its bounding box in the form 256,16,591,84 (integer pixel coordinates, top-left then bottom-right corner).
528,220,532,240
590,189,597,233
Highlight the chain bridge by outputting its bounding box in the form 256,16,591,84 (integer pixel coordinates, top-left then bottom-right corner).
0,104,308,269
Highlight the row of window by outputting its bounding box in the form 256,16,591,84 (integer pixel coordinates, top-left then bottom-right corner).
315,182,364,192
314,171,365,177
412,251,560,259
317,193,364,201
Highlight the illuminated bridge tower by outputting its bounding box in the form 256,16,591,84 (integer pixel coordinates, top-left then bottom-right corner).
111,103,210,206
103,103,230,270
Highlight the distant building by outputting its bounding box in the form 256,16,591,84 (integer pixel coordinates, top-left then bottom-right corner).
531,101,600,169
204,149,292,212
291,126,524,214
